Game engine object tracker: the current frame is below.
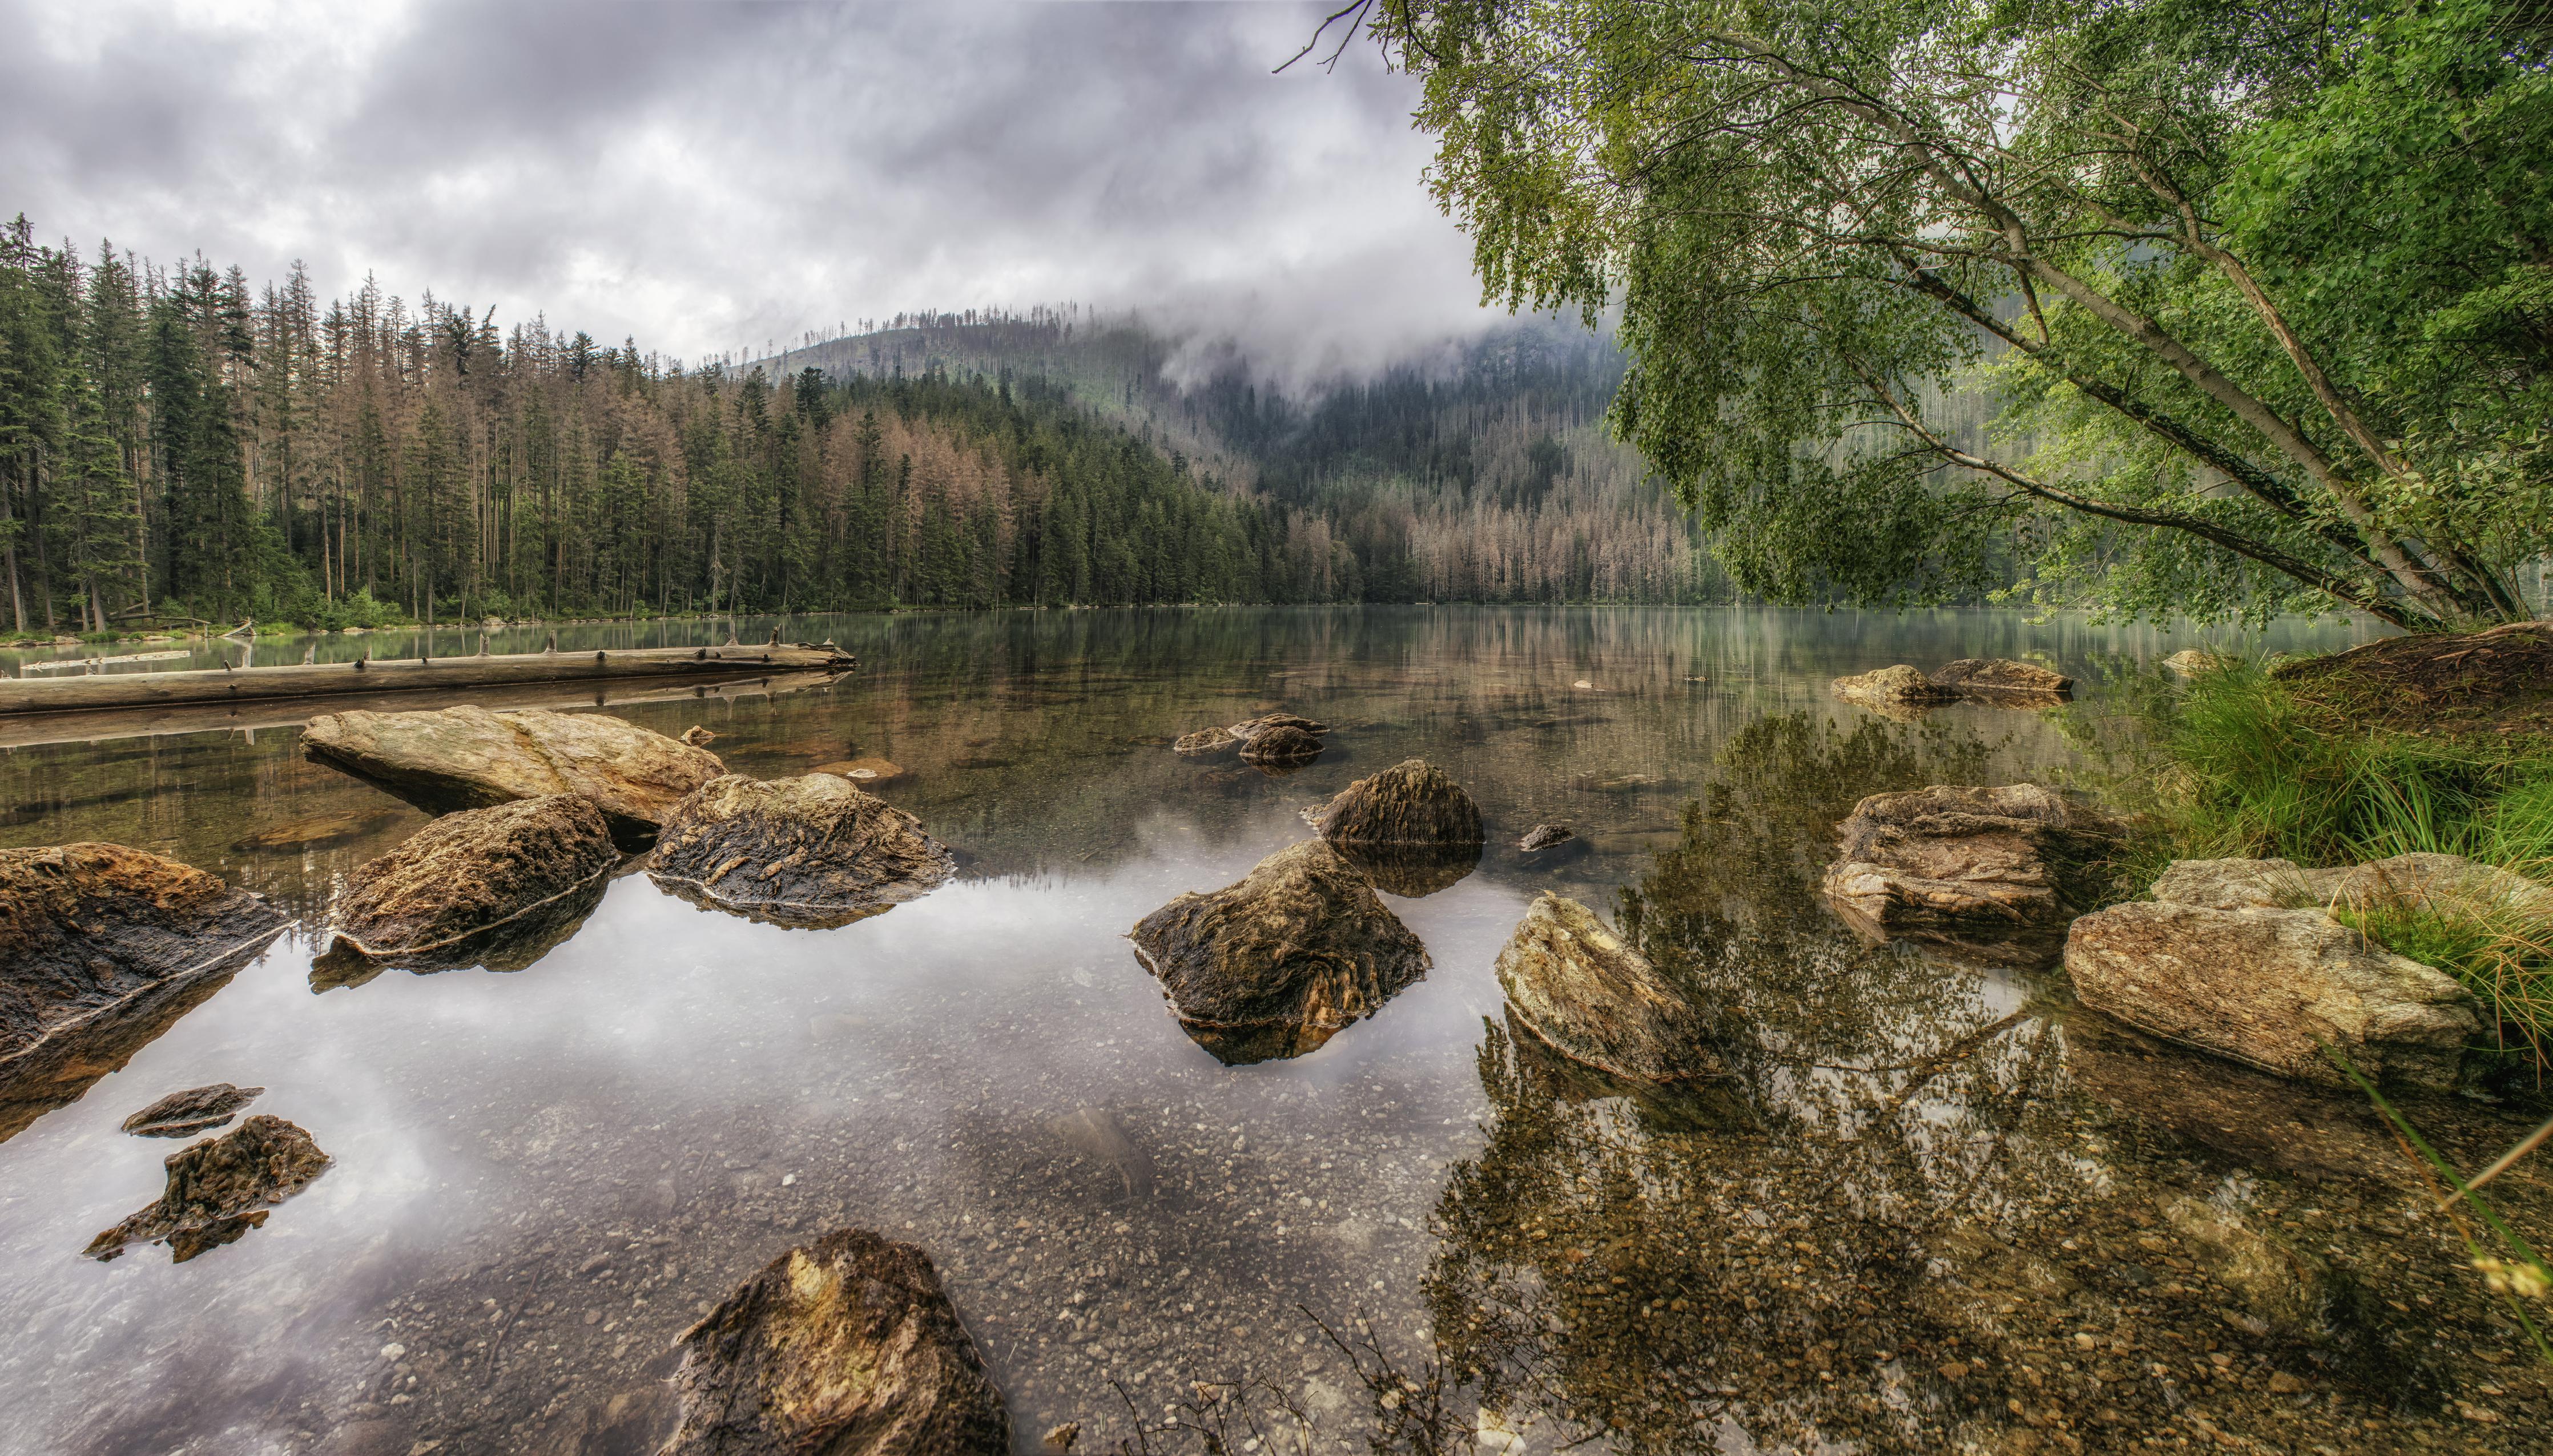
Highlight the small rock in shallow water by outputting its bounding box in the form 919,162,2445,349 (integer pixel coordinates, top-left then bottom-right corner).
680,725,718,747
122,1082,263,1138
1517,824,1577,854
327,795,619,970
1045,1107,1155,1200
811,756,908,786
1131,840,1429,1065
85,1114,330,1262
1821,784,2123,958
1238,724,1323,764
1173,726,1239,755
663,1227,1008,1456
650,774,955,928
1494,893,1716,1083
1228,712,1328,740
1312,759,1483,846
1830,665,1956,711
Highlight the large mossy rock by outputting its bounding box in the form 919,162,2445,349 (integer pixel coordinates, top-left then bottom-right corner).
0,844,287,1144
1820,784,2123,956
2065,900,2480,1088
663,1227,1009,1456
1494,893,1716,1083
328,795,619,969
301,705,722,848
84,1114,331,1263
1130,840,1430,1065
1311,759,1483,846
650,775,955,928
1930,658,2074,699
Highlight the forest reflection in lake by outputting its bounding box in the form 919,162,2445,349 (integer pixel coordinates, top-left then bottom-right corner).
0,607,2540,1455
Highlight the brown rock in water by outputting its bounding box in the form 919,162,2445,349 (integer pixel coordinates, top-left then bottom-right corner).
0,844,287,1144
1930,658,2074,699
1820,784,2123,957
2064,900,2479,1088
1518,824,1577,854
1229,712,1328,740
301,705,722,848
328,796,619,969
812,756,908,787
2161,1196,2359,1338
650,774,955,928
122,1082,263,1138
1130,840,1430,1065
84,1114,331,1263
662,1227,1009,1456
1830,665,1957,711
1173,726,1239,755
1311,759,1483,846
1237,724,1324,764
680,725,719,747
2163,648,2228,677
1494,893,1715,1083
228,809,405,852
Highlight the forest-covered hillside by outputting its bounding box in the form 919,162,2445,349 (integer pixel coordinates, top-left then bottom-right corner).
775,311,1732,603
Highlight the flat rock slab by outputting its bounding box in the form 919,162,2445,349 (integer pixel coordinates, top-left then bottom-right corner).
2065,900,2480,1088
1311,759,1483,846
301,705,723,848
1831,665,1957,710
85,1114,331,1263
1172,727,1238,755
2151,852,2552,916
650,774,955,929
0,844,286,1144
329,795,620,969
1930,658,2073,699
123,1082,264,1138
664,1227,1009,1456
1495,893,1716,1082
1130,840,1430,1065
1822,784,2123,957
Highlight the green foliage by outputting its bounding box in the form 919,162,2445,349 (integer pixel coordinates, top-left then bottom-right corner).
2153,661,2551,866
1372,0,2552,628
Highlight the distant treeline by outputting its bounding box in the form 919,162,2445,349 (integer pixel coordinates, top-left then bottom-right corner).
0,223,1385,632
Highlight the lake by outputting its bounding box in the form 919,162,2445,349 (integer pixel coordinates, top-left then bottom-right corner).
1,606,2540,1455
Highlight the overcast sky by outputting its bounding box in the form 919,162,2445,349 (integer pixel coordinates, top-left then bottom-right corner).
1,0,1501,379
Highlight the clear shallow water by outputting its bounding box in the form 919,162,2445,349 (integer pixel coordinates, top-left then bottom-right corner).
1,607,2543,1455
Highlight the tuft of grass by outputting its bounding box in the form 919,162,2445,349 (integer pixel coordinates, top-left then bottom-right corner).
2160,660,2553,872
2330,874,2553,1071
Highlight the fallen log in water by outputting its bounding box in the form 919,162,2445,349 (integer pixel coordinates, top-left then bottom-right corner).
0,669,841,750
0,641,855,720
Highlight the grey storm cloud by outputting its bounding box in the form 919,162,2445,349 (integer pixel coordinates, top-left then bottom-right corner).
0,0,1501,382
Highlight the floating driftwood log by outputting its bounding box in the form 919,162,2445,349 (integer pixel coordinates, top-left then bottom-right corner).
0,640,855,721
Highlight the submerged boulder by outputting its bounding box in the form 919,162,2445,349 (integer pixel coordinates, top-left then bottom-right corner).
1494,893,1716,1083
2065,900,2480,1088
327,796,620,970
1830,666,1957,711
1821,784,2123,956
1173,726,1239,755
1311,759,1483,846
1930,658,2073,699
1238,724,1324,764
301,705,722,848
1518,824,1578,854
122,1083,263,1139
663,1228,1009,1456
84,1114,331,1263
650,774,955,928
0,844,287,1144
1229,713,1328,740
1130,840,1430,1065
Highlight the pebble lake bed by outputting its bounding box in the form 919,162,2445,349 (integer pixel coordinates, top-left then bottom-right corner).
1,606,2546,1455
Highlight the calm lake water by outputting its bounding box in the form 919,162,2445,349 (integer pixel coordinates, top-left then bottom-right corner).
2,606,2543,1455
